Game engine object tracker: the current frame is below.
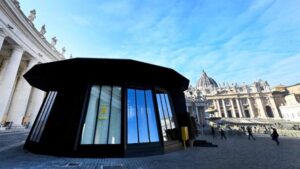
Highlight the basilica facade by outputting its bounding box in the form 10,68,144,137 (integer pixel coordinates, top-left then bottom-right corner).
185,71,283,127
0,0,64,129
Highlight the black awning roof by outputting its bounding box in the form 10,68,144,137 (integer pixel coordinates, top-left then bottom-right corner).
24,58,189,91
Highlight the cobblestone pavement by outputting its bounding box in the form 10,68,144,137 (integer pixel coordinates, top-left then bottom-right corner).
0,133,299,169
0,130,28,152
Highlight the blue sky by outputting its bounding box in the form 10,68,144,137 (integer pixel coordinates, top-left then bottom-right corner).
21,0,300,87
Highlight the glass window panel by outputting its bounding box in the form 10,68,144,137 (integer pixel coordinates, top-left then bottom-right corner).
81,86,100,144
136,90,149,143
94,86,112,144
127,89,138,144
30,91,53,142
160,94,171,129
37,91,57,142
164,94,175,129
145,90,159,142
108,87,122,144
31,91,57,142
156,94,168,141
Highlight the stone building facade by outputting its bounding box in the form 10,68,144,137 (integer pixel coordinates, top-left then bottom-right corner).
185,71,282,126
0,0,64,128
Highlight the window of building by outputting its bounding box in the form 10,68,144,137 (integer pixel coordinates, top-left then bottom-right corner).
227,110,232,117
265,106,274,118
244,110,250,118
156,92,176,141
241,98,248,105
30,91,57,142
81,85,121,145
225,99,230,106
127,89,159,144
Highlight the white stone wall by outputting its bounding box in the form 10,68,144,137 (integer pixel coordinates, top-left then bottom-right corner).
280,105,300,121
285,94,299,105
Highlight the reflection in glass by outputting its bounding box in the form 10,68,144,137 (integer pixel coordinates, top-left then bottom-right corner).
156,94,167,141
156,93,176,141
127,89,159,144
127,89,138,143
136,90,149,143
95,86,111,144
160,94,171,129
108,87,121,144
145,91,159,142
164,94,175,129
81,86,100,144
81,85,121,145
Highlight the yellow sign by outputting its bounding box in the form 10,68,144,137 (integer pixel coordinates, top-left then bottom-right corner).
101,106,107,114
98,105,108,120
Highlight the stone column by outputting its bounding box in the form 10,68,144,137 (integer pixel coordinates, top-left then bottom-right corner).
0,46,23,123
24,88,45,127
236,98,243,118
247,98,255,118
216,100,222,117
7,59,38,126
213,100,221,117
0,29,5,50
230,99,236,117
222,99,228,117
239,99,246,117
269,97,281,118
0,60,9,81
194,105,200,123
255,96,266,118
213,100,217,110
0,30,7,82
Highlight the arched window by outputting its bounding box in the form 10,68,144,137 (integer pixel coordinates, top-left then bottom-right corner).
244,110,250,118
265,106,274,118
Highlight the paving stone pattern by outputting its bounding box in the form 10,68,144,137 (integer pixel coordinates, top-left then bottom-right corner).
0,133,300,169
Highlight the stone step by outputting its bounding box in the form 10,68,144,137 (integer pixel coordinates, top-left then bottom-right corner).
193,140,218,147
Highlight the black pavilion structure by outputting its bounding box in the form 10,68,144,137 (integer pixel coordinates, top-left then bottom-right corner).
24,58,190,157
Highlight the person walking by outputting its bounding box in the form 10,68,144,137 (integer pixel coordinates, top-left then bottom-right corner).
220,128,226,140
211,126,216,139
247,126,255,140
271,128,280,145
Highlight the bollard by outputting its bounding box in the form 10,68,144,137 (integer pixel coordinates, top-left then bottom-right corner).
181,126,189,150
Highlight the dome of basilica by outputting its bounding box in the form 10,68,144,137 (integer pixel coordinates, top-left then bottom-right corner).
196,70,218,89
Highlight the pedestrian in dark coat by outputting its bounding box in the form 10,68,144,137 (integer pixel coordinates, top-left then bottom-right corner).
220,129,226,140
211,126,215,139
247,126,255,140
271,128,280,145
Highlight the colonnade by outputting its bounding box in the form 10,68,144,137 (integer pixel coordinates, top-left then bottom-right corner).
0,35,45,127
